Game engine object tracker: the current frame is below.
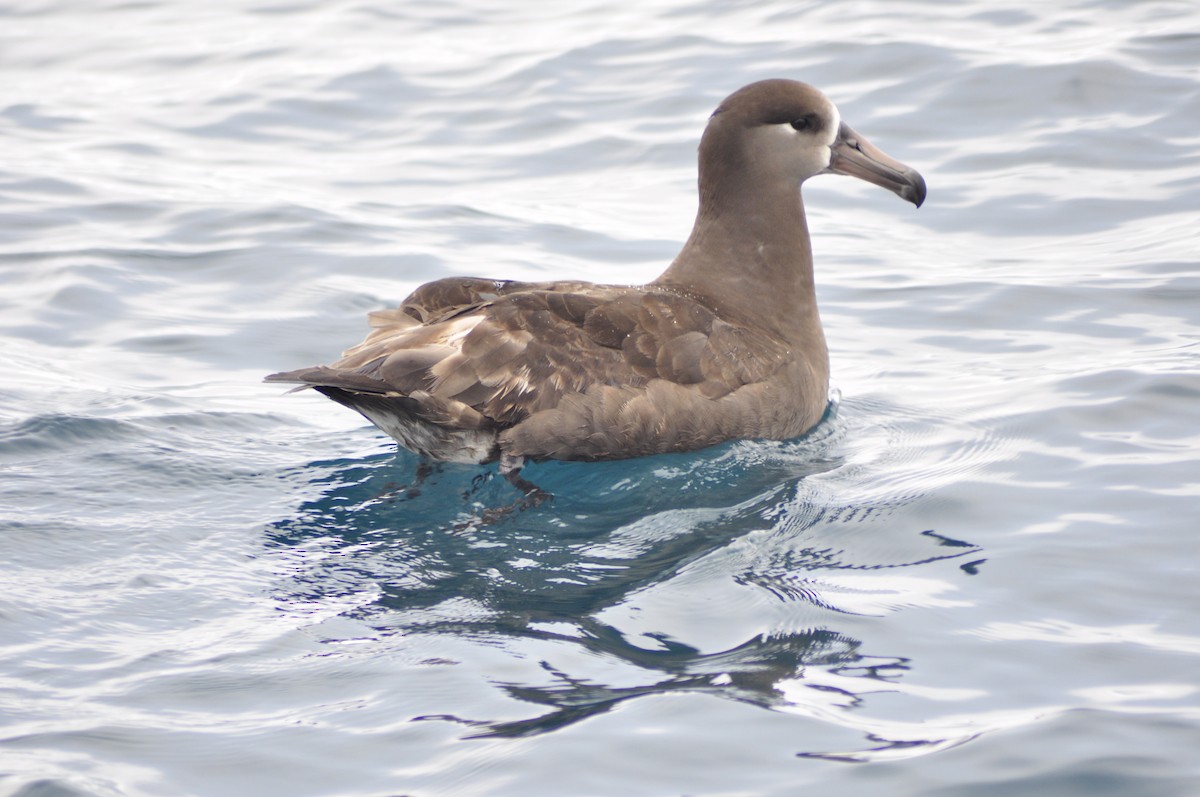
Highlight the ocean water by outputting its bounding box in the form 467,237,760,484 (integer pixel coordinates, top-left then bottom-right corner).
2,0,1199,795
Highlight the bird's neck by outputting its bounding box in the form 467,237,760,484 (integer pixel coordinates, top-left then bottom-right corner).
653,180,826,352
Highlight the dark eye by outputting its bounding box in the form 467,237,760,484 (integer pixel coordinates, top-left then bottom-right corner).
790,115,817,132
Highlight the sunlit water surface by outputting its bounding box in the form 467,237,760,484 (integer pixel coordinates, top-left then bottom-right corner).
2,1,1199,795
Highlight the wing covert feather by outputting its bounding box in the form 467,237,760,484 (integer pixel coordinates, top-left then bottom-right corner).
287,284,794,436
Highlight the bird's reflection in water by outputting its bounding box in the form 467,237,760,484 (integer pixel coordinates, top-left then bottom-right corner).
454,626,894,739
267,424,982,756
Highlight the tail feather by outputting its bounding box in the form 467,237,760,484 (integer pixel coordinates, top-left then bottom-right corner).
264,366,393,395
267,366,495,433
310,386,499,463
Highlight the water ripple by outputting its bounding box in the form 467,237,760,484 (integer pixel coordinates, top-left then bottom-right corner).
4,0,1200,794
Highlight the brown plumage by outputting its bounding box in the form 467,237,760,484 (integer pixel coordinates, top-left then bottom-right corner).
266,79,926,497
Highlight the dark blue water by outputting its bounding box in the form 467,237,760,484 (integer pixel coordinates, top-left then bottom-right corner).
3,1,1200,795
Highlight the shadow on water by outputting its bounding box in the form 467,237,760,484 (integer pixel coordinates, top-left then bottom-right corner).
266,406,984,751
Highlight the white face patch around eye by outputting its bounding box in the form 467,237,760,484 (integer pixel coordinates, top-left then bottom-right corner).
752,120,833,179
777,98,840,157
824,102,841,148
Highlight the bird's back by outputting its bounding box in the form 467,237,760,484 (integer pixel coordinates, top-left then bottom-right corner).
265,275,826,462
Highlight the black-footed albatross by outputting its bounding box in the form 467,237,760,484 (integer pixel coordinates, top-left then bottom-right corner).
266,79,926,500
